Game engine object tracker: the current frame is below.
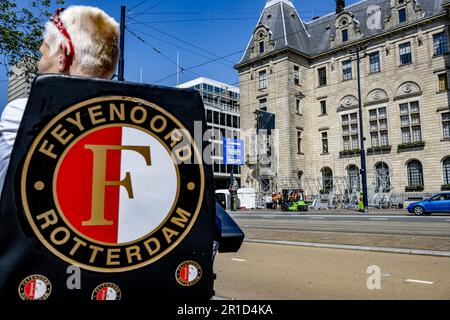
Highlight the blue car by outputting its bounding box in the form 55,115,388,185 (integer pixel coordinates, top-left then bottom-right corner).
407,192,450,215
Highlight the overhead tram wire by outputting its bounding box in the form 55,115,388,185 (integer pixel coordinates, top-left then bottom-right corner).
128,0,169,19
127,15,237,65
127,27,236,69
127,0,151,13
128,10,332,16
152,48,246,85
127,28,203,80
127,17,259,25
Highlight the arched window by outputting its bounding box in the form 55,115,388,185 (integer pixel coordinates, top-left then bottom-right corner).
321,167,333,192
407,160,423,187
298,170,304,180
375,162,391,192
346,165,360,192
444,157,450,185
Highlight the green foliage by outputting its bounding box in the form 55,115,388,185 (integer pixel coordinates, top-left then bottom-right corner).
0,0,65,77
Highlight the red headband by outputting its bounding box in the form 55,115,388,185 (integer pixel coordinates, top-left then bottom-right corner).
50,8,75,65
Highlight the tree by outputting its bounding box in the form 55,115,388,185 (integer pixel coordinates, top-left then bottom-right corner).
0,0,65,77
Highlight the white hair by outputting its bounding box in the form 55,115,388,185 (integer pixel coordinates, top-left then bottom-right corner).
43,6,119,77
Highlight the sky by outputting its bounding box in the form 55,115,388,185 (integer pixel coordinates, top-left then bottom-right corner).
0,0,361,110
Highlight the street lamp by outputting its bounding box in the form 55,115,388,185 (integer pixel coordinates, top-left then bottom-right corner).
350,42,372,213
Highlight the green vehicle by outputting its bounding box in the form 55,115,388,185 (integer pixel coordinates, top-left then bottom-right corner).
287,200,309,212
281,189,309,212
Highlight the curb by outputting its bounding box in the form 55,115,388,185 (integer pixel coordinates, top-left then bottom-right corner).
244,239,450,257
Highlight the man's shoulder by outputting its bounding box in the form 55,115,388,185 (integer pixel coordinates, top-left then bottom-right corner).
1,98,28,124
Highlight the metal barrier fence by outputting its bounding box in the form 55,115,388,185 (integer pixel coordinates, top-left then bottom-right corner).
256,173,438,210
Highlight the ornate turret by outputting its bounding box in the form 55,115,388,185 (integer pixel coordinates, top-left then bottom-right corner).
238,0,310,65
265,0,294,9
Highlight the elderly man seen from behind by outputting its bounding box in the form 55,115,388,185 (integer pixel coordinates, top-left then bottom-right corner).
0,6,119,195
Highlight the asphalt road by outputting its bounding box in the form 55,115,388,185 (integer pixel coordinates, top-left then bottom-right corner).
230,213,450,237
228,212,450,252
214,242,450,300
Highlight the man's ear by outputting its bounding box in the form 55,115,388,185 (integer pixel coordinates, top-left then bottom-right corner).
58,43,72,73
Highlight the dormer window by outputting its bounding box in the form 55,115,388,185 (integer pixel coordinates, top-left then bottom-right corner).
333,13,361,47
398,8,407,23
342,29,349,42
259,41,265,54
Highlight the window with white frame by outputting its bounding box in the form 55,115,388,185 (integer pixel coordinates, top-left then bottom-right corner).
369,52,381,73
347,165,360,192
259,70,267,89
322,132,328,154
407,160,423,187
369,107,389,147
318,67,327,86
321,167,333,192
443,112,450,139
342,113,359,151
444,157,450,185
342,60,352,81
399,42,412,65
433,32,449,56
400,101,422,144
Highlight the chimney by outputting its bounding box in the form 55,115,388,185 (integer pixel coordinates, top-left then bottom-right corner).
336,0,345,14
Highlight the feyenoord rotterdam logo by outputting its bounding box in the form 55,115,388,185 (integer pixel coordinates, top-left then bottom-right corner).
175,261,202,286
21,96,204,272
91,283,121,300
18,275,52,300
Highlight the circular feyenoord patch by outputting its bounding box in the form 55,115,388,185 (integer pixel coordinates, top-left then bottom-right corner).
175,261,202,286
18,275,52,300
92,283,121,301
21,96,205,272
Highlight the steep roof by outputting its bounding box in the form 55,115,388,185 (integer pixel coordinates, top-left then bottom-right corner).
239,0,311,63
238,0,446,65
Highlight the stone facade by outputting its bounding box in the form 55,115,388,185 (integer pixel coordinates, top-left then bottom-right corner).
236,0,450,195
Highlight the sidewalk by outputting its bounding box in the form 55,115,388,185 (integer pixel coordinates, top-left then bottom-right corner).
228,208,409,216
241,228,450,253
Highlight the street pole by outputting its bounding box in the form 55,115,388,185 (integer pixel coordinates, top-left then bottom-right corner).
356,46,369,213
255,111,261,196
118,5,126,82
229,164,235,211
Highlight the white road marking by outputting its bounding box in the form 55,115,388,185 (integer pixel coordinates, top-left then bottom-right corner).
406,279,434,285
369,218,389,221
446,219,450,222
309,217,325,220
381,274,391,277
231,259,246,262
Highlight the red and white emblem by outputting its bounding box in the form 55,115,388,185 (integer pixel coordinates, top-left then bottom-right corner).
55,126,178,244
18,275,52,300
175,261,202,286
21,97,204,272
92,283,121,300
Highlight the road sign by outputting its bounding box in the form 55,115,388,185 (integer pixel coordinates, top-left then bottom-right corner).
223,138,244,166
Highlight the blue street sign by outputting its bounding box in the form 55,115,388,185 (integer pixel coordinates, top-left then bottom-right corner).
223,138,244,166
